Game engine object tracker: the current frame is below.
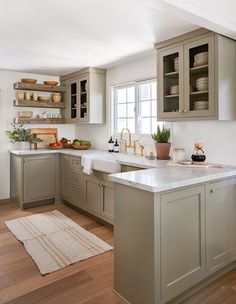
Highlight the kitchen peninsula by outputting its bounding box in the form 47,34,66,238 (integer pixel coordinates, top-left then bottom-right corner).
10,148,236,303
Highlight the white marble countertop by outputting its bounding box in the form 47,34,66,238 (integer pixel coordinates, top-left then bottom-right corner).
109,166,236,192
10,149,236,193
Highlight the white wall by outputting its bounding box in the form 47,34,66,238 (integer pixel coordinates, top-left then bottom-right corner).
0,70,75,199
74,52,156,150
172,121,236,166
75,52,236,166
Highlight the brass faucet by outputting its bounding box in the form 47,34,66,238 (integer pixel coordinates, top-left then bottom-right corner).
120,128,141,155
120,128,132,153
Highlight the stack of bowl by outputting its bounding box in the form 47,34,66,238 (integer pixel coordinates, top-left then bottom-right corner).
170,85,179,95
196,76,208,91
194,52,208,67
174,57,179,72
194,101,209,111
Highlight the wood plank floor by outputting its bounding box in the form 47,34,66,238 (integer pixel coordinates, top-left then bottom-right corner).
0,201,236,304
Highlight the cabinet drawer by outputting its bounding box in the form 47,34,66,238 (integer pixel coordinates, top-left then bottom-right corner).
71,157,82,170
71,170,83,188
71,187,83,208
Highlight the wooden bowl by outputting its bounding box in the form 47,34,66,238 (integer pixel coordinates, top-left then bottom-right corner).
21,78,37,84
72,145,91,150
44,81,59,86
48,146,63,150
38,96,51,102
62,143,73,148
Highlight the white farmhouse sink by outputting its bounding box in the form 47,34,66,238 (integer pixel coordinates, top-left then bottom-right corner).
93,156,121,174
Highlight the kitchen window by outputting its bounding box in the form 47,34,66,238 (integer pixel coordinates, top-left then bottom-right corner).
113,79,161,134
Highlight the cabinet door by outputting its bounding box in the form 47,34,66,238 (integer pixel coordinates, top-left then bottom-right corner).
60,155,72,201
101,181,114,224
78,76,89,122
83,175,101,215
160,186,206,301
206,178,236,272
23,156,55,202
69,80,79,121
157,45,184,120
184,35,215,117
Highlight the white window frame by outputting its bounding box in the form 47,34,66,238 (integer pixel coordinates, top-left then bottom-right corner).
112,78,159,135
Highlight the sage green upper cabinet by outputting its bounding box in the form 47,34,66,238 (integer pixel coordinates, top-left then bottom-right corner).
60,67,106,124
155,28,236,121
206,178,236,273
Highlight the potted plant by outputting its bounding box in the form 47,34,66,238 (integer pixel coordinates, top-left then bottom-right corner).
5,124,31,149
151,125,171,160
29,133,43,149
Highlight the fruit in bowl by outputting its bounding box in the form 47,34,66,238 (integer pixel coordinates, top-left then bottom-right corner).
72,139,91,150
60,137,73,148
48,142,63,150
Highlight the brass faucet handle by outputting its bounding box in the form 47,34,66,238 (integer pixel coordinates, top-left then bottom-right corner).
139,144,145,157
133,140,139,155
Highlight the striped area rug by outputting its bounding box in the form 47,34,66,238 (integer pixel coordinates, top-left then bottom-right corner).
5,210,113,275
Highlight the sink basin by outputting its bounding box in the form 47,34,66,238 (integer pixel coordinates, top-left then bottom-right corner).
93,157,121,174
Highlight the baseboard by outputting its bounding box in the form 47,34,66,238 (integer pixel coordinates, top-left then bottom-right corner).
113,289,131,304
0,198,13,203
167,261,236,304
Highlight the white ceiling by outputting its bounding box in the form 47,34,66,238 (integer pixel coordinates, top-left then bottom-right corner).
0,0,235,75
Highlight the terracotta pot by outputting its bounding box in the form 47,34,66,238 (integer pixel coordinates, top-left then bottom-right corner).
155,142,171,160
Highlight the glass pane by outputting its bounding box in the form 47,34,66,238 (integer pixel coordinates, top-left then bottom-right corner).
141,101,151,117
151,82,157,99
117,88,126,103
163,52,179,113
151,101,157,117
127,87,135,102
140,83,150,101
117,119,126,132
117,104,126,118
127,119,135,133
127,103,135,118
151,118,157,134
140,118,151,134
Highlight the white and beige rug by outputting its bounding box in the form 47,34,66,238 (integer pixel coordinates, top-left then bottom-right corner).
5,210,113,275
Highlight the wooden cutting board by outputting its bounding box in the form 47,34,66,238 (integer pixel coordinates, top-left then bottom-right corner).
30,128,57,149
167,161,224,169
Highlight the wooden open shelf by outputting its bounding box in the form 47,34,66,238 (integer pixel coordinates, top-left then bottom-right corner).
14,117,63,124
165,94,179,98
14,82,65,93
14,99,65,109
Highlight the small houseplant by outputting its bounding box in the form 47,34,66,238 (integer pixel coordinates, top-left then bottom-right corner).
152,125,171,159
5,124,41,149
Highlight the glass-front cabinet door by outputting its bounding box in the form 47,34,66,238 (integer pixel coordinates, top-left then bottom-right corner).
70,81,78,121
78,76,89,122
184,36,215,117
158,46,184,119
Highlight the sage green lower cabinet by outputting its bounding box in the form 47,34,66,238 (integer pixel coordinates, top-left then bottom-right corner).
160,186,206,301
60,155,72,201
60,155,114,224
83,174,101,215
113,179,236,304
60,154,83,209
10,154,58,209
100,180,114,223
206,178,236,272
83,173,114,224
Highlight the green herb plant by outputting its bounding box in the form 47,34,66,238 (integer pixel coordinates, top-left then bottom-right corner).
5,124,42,144
151,125,170,143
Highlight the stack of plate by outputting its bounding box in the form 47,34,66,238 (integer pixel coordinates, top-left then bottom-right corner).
194,101,208,111
174,57,179,72
194,52,208,67
170,85,179,95
196,76,208,91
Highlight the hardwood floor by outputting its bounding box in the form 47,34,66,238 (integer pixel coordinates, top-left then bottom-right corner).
0,201,122,304
0,201,236,304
